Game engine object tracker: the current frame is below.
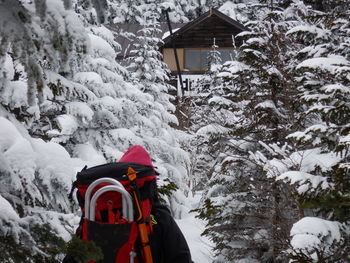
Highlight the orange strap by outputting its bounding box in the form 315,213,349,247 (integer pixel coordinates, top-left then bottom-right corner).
127,167,153,263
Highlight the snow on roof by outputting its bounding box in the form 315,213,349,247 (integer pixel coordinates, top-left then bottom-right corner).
162,27,180,40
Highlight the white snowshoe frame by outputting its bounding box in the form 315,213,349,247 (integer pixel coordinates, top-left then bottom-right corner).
84,177,136,263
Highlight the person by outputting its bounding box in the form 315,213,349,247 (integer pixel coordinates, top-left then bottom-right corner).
63,145,193,263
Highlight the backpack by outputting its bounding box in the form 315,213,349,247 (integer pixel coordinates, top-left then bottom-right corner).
70,146,158,263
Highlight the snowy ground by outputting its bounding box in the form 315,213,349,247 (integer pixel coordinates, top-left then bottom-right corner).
175,192,214,263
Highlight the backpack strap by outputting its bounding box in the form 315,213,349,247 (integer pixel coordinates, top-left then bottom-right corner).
68,166,87,201
127,167,154,263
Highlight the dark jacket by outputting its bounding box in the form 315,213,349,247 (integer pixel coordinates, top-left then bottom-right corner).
149,204,192,263
63,204,193,263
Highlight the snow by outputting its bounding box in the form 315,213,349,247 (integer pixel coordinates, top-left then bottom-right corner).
74,71,104,84
270,146,340,175
0,194,23,241
1,1,348,262
255,100,285,118
0,195,20,221
4,80,28,107
322,83,350,94
56,114,78,135
46,71,96,101
277,171,331,194
287,25,329,39
91,26,117,46
0,114,85,246
31,138,78,190
65,101,94,122
109,128,144,148
73,143,106,166
296,55,350,73
219,1,250,23
162,27,180,39
197,124,230,136
175,192,214,263
29,208,81,242
4,52,14,73
290,217,343,259
88,33,116,58
217,61,250,77
208,96,233,106
0,116,23,152
0,1,215,261
0,116,80,192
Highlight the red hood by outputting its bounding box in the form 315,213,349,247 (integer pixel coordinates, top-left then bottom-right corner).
119,145,154,167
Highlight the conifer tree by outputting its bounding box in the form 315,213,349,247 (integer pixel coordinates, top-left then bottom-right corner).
127,8,190,213
195,2,311,262
261,5,350,261
0,1,94,260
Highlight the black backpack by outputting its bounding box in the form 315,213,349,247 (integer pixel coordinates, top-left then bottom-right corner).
68,161,158,263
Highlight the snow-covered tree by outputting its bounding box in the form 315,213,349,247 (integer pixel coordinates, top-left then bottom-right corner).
261,6,350,261
0,1,190,261
194,2,315,262
219,0,265,23
0,1,93,260
126,9,191,214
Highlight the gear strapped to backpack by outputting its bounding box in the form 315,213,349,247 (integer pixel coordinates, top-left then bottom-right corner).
70,146,158,263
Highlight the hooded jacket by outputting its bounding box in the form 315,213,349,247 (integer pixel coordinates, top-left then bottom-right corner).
63,145,193,263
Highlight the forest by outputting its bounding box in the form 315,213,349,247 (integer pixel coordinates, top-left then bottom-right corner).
0,0,349,262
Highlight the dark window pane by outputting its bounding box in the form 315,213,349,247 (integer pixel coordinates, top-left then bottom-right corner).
201,49,210,69
219,49,236,62
185,50,201,69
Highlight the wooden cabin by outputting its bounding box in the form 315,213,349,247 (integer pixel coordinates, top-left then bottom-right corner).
162,8,247,93
161,9,248,73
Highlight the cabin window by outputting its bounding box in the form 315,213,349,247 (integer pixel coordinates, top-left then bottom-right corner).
185,49,207,70
219,49,236,62
184,48,236,71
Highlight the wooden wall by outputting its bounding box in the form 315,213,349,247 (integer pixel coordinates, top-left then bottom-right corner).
163,48,184,72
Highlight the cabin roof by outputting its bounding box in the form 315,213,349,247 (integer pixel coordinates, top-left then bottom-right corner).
162,8,248,47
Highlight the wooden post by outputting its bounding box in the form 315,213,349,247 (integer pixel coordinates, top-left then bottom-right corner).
164,8,185,96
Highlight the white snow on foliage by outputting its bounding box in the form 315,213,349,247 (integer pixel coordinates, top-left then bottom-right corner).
0,116,84,245
0,1,212,261
267,147,340,177
296,55,350,73
322,83,350,94
88,33,116,58
287,25,329,39
74,71,104,84
217,60,250,77
0,195,20,221
0,116,79,196
277,171,330,194
197,124,230,136
56,114,79,136
66,102,94,121
73,143,106,166
290,217,343,260
208,96,233,106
